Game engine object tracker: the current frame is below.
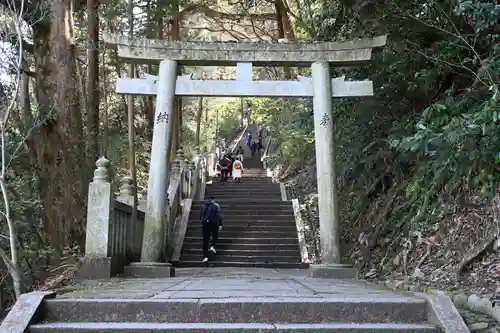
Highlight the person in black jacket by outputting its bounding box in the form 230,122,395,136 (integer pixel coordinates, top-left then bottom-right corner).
227,153,235,178
251,141,258,156
235,145,244,161
218,155,231,183
199,196,222,263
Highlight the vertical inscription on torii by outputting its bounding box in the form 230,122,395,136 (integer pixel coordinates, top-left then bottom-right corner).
320,112,330,127
156,112,169,124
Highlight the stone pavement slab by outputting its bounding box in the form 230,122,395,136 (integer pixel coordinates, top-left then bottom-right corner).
57,267,406,300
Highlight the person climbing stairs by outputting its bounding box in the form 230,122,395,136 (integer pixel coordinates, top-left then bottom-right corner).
178,127,306,268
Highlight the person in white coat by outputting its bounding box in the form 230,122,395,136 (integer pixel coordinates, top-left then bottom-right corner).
232,157,243,182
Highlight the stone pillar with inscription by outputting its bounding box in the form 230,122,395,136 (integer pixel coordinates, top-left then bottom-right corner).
78,157,116,279
141,59,178,263
311,62,341,265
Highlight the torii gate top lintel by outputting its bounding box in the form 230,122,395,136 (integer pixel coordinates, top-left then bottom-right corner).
102,32,387,67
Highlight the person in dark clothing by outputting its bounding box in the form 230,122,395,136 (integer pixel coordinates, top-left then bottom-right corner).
199,196,222,263
251,141,258,156
218,155,231,183
227,153,235,177
246,132,252,149
235,145,244,161
257,138,264,154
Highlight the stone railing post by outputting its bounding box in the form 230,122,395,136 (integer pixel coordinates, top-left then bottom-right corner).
163,192,171,259
138,188,147,212
194,146,201,165
79,156,115,279
117,174,139,260
117,175,134,205
201,156,207,185
194,146,202,183
172,155,182,211
188,161,195,197
183,158,189,198
176,147,185,170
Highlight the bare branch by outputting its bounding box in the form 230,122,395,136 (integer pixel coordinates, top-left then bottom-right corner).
176,3,276,22
0,0,50,27
0,0,27,299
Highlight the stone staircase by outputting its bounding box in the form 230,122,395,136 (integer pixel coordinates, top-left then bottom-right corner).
178,154,307,268
27,293,439,332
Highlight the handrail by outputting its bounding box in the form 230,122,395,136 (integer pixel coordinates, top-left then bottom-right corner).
261,137,273,168
167,147,208,261
81,145,208,279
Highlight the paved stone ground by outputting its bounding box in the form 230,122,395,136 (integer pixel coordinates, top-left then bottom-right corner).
56,268,411,300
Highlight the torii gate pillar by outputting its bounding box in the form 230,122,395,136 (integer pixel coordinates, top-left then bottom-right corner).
141,60,177,262
312,62,340,265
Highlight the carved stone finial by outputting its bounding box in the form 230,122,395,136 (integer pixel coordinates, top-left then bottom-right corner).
173,157,181,172
93,156,110,182
119,175,133,196
195,146,201,155
139,187,148,200
176,148,184,160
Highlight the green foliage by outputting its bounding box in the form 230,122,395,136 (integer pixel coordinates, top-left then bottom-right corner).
251,97,315,160
254,0,500,245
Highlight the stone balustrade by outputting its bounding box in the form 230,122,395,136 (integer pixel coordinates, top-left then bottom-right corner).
79,146,213,279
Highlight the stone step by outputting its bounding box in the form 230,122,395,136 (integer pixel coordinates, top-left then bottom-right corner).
203,194,283,200
185,225,296,232
206,182,277,187
29,322,438,332
179,254,300,263
217,168,266,171
196,199,286,204
184,232,299,247
176,261,308,268
204,194,282,199
205,188,281,194
191,202,291,208
182,239,299,248
208,180,275,184
190,208,293,214
184,230,298,238
186,223,296,230
188,215,295,221
123,264,174,279
181,248,300,256
207,178,276,183
37,297,429,324
189,214,295,220
200,195,284,201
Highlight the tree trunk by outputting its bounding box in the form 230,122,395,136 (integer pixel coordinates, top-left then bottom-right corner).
86,0,99,159
170,7,182,160
275,0,295,79
195,97,203,147
101,48,109,154
127,0,138,245
27,0,87,252
17,66,32,128
145,1,156,138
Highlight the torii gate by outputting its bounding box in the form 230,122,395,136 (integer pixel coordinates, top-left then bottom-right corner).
103,33,386,267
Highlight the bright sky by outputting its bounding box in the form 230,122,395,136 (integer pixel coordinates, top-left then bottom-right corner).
0,41,14,85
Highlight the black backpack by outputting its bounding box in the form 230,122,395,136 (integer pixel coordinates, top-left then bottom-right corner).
202,202,218,223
